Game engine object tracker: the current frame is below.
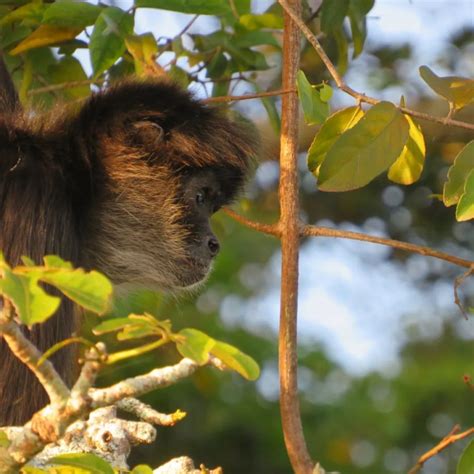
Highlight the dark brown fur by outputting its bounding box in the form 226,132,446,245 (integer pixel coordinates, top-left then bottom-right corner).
0,73,254,425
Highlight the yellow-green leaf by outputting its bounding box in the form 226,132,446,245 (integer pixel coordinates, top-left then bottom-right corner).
51,453,114,474
239,13,283,30
443,140,474,206
457,439,474,474
43,1,102,29
307,106,364,176
125,33,158,75
177,328,214,365
388,114,425,184
10,25,81,55
456,169,474,222
131,466,154,474
42,268,112,315
48,56,90,99
419,65,474,110
318,102,409,191
135,0,231,15
211,341,260,381
297,70,330,125
0,264,60,325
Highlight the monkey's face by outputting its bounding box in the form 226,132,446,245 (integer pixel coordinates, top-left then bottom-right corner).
79,80,255,292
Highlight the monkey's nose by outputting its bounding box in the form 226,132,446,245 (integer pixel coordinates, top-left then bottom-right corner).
207,236,220,257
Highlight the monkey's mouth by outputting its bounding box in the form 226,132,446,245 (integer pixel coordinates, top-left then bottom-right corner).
175,256,213,288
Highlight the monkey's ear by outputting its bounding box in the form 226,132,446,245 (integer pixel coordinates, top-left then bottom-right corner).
131,120,164,150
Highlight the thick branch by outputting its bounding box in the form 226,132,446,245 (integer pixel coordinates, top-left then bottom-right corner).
90,358,199,407
0,310,69,406
278,0,474,132
279,1,314,473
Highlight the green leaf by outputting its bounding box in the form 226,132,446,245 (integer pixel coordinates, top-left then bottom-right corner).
51,453,115,474
233,30,279,48
254,83,280,135
176,328,215,365
211,341,260,381
48,56,90,99
297,70,330,125
0,265,60,325
43,1,102,29
92,317,137,335
443,141,474,206
333,26,348,74
131,466,154,474
42,268,112,315
419,65,474,110
43,255,73,270
307,106,364,175
135,0,231,15
457,439,474,474
388,114,426,184
318,102,409,191
456,169,474,222
348,0,373,58
90,7,134,77
320,83,333,102
10,24,81,55
239,13,283,30
0,430,10,448
176,329,260,380
320,0,349,33
125,33,159,75
0,3,45,27
206,51,228,79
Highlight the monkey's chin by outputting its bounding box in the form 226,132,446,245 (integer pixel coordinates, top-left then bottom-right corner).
174,259,213,291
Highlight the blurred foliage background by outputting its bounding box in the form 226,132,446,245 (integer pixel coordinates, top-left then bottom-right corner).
1,0,473,473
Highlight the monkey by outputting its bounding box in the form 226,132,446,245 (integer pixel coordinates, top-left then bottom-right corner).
0,57,255,426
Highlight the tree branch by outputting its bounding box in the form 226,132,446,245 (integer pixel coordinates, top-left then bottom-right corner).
277,0,474,132
223,208,280,236
302,225,474,269
408,425,474,474
279,1,315,473
203,88,296,104
0,304,70,406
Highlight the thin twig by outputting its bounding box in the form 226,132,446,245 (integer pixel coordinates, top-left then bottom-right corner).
203,88,296,104
408,426,474,474
454,266,474,318
278,1,315,473
226,210,474,269
223,208,280,236
278,0,474,132
28,79,105,96
302,225,474,269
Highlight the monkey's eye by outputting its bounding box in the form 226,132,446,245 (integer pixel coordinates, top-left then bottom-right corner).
196,190,206,206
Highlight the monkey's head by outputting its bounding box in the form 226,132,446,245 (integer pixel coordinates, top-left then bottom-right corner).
72,80,256,291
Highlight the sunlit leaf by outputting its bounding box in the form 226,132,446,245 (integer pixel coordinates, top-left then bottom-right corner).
131,466,154,474
318,102,409,191
419,65,474,110
92,317,137,335
319,83,333,102
239,13,283,30
43,1,102,29
135,0,231,15
388,114,426,184
0,3,45,27
211,341,260,380
125,33,158,75
307,106,364,175
42,268,112,315
51,453,114,474
0,430,10,448
297,70,330,125
176,328,215,365
90,7,134,76
10,24,81,55
457,439,474,474
0,264,60,325
456,169,474,222
320,0,349,33
443,141,474,206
